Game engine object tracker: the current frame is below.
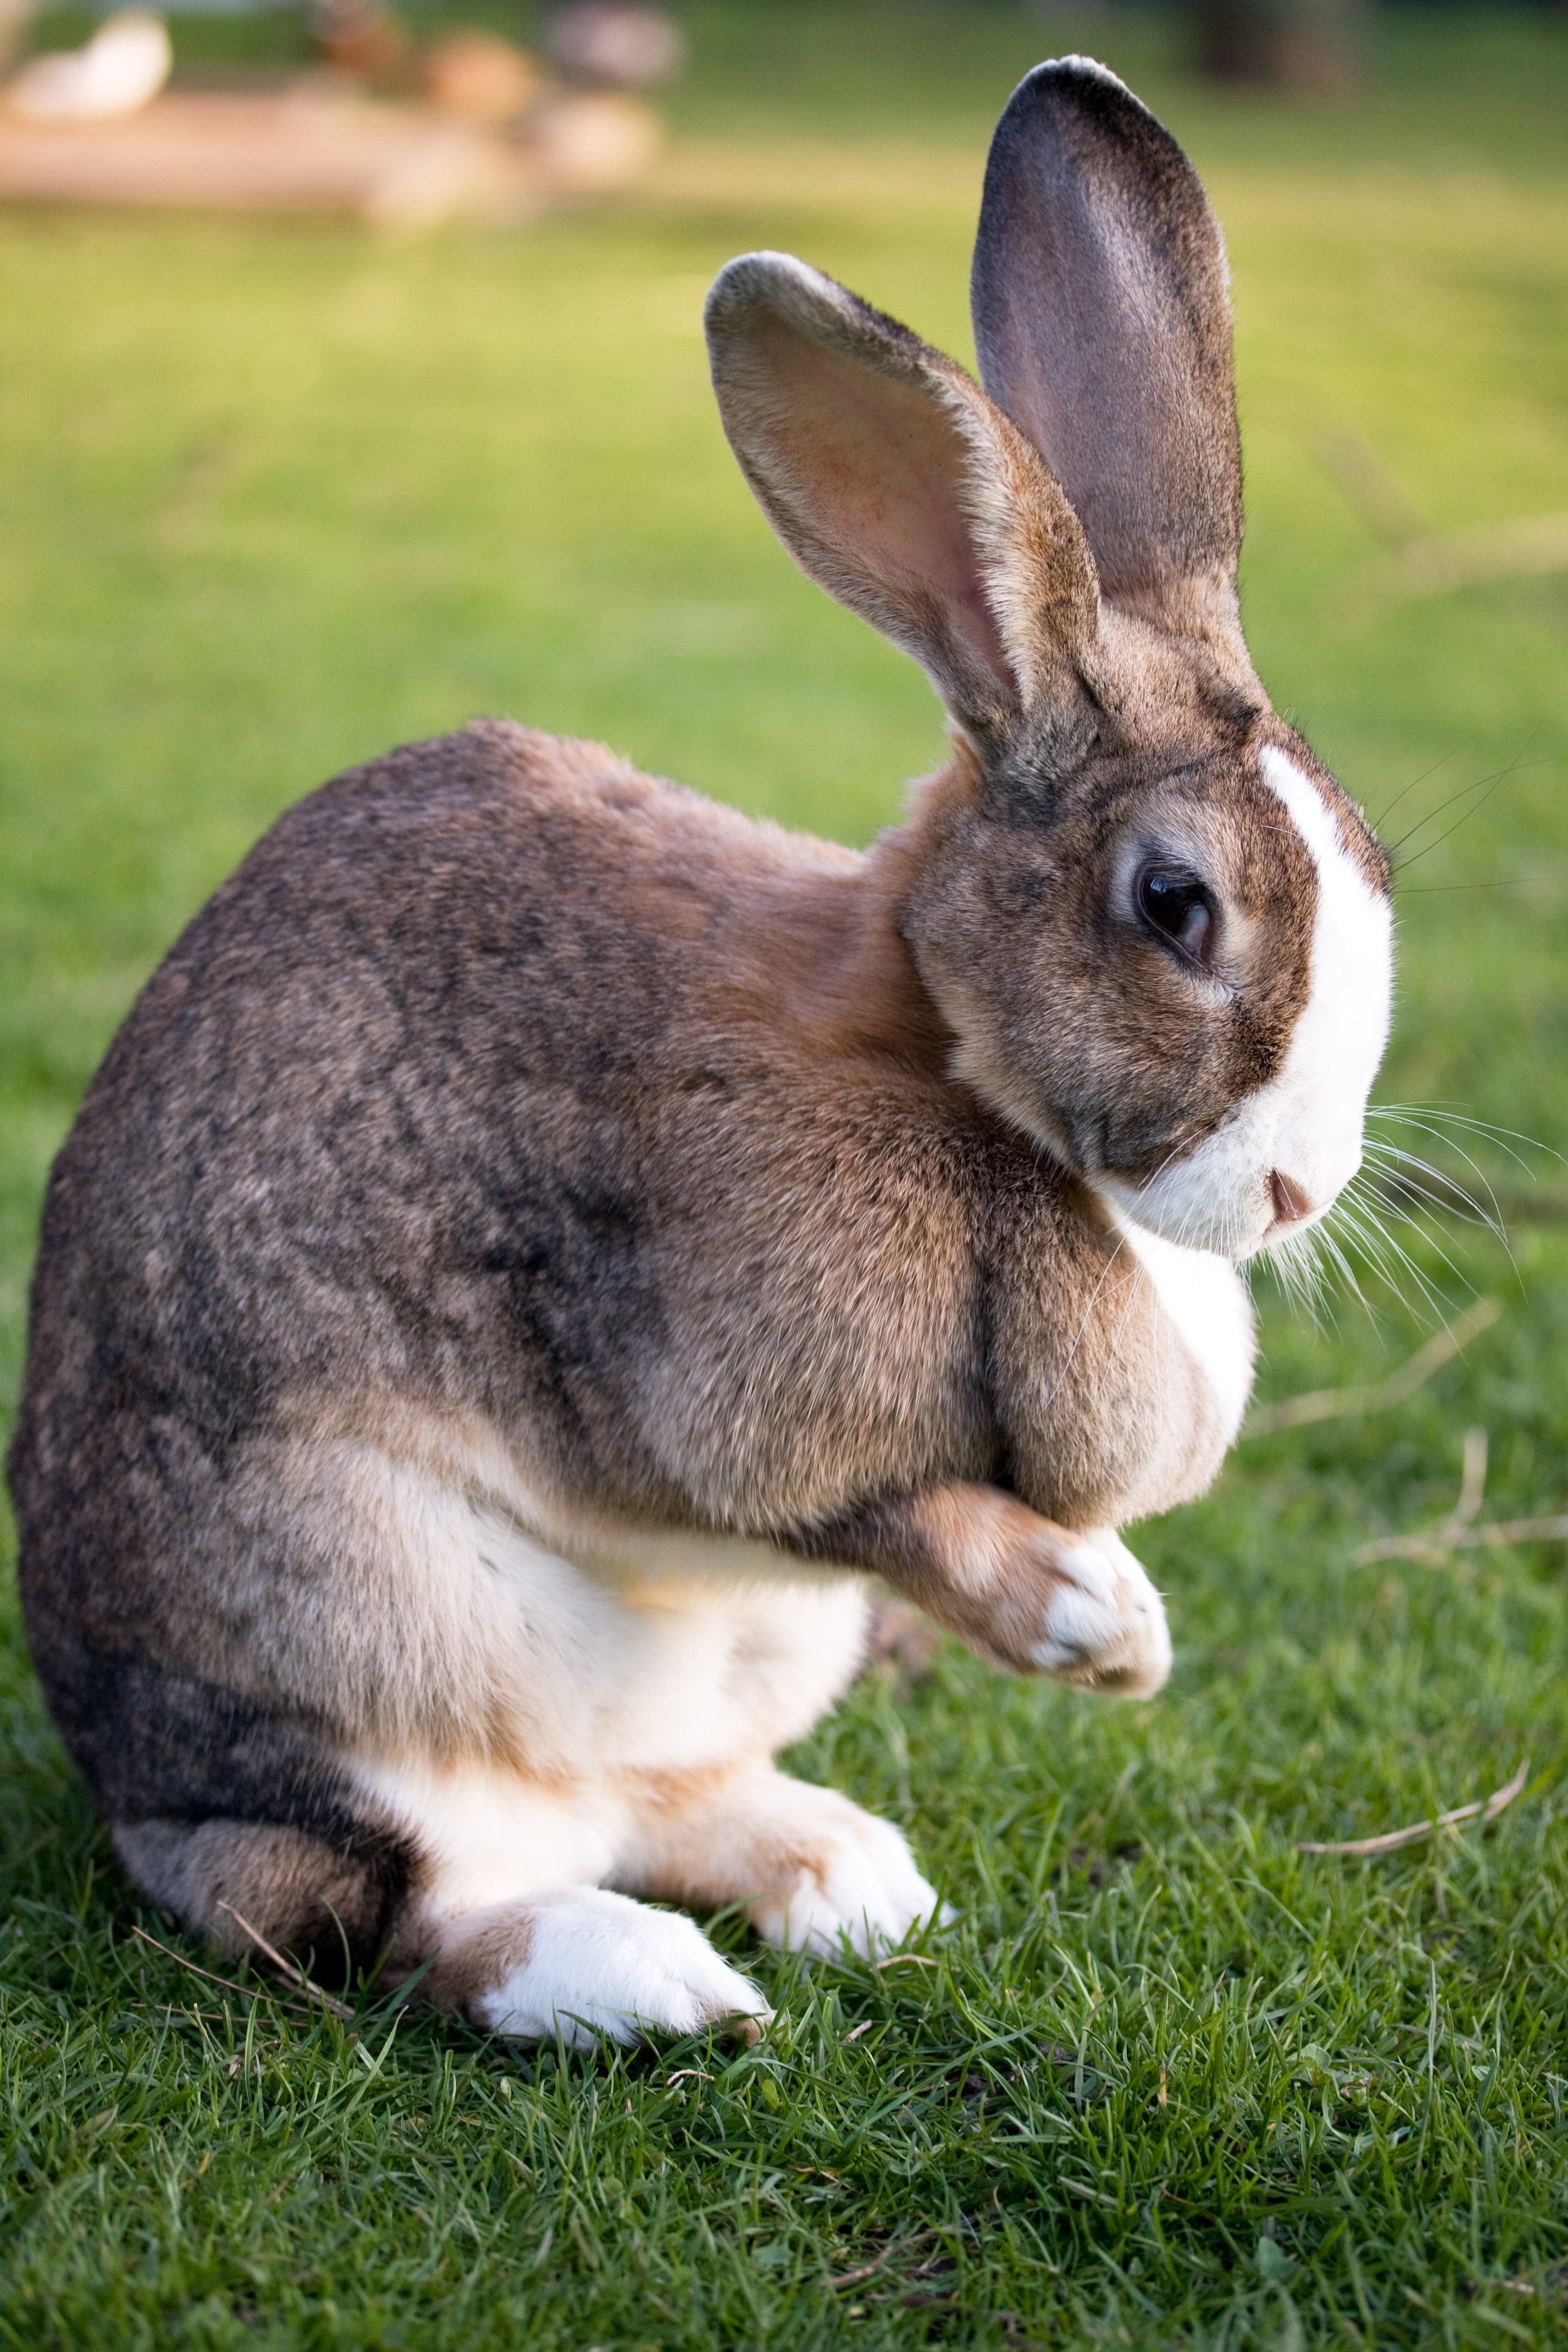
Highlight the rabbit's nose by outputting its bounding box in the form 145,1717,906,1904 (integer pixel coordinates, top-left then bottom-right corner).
1269,1170,1315,1227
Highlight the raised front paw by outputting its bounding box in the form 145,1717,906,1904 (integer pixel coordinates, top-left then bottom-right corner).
820,1482,1171,1700
446,1889,774,2048
933,1497,1172,1694
1027,1528,1171,1697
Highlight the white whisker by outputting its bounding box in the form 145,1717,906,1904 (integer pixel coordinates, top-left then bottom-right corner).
1361,1138,1500,1233
1368,1102,1557,1174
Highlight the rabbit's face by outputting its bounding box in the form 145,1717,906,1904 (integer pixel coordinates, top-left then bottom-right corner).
909,714,1392,1264
1094,737,1393,1258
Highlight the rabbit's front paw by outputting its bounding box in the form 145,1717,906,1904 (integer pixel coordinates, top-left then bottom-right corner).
1029,1530,1171,1697
747,1791,944,1960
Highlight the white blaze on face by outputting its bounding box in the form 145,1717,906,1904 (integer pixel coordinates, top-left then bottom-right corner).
1111,746,1393,1260
1253,748,1393,1230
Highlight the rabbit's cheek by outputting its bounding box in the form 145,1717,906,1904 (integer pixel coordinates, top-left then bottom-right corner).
1106,746,1393,1259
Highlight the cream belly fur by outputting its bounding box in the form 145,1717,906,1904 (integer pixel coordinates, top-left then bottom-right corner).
347,1510,946,2031
330,1435,912,1968
350,1533,875,1909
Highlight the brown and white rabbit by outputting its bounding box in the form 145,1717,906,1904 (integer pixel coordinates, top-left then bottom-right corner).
8,59,1392,2045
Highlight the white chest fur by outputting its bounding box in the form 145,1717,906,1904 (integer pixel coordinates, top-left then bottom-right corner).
1112,1216,1256,1442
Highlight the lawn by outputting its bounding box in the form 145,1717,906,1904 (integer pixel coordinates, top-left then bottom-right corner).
2,4,1568,2345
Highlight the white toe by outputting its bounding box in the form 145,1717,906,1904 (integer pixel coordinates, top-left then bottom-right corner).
1030,1531,1172,1697
756,1811,943,1960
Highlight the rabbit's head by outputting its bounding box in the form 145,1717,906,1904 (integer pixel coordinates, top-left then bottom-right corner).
705,58,1391,1263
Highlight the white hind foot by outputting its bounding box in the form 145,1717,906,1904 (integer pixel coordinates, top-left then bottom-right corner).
1031,1528,1171,1697
428,1887,772,2048
622,1766,943,1961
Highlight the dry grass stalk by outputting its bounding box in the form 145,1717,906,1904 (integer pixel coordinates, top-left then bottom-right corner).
131,1922,279,2004
1452,1422,1489,1527
214,1901,356,2021
129,1921,325,2019
828,2231,923,2290
1357,1513,1568,1564
1313,423,1568,609
1296,1757,1530,1857
1354,1422,1568,1564
1244,1296,1500,1438
1312,423,1429,549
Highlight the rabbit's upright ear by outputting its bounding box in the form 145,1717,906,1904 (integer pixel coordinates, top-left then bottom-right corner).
705,252,1099,737
972,60,1243,634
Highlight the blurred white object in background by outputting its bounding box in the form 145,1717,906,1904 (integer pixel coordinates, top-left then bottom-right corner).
8,10,172,120
422,31,542,127
546,4,683,90
531,88,661,192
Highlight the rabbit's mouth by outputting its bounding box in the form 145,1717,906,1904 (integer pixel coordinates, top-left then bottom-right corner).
1099,1125,1367,1264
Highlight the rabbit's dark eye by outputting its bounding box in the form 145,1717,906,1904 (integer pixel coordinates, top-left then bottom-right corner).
1134,863,1215,965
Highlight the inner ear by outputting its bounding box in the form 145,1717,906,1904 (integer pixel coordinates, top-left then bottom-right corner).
743,321,1021,708
708,250,1103,733
971,60,1243,616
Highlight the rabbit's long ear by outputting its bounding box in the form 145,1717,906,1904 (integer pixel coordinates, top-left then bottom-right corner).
971,59,1242,629
705,251,1099,736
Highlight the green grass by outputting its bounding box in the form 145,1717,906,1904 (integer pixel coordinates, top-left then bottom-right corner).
3,5,1568,2344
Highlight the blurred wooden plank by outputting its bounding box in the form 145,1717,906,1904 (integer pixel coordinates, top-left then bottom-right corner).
0,87,534,225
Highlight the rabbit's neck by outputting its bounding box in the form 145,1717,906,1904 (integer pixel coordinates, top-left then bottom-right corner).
710,846,953,1074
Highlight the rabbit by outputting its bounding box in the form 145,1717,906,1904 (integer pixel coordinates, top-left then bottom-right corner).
8,57,1393,2047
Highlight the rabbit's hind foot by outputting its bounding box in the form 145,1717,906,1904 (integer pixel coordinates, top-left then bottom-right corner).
427,1888,772,2047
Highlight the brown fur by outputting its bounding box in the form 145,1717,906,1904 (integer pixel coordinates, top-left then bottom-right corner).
113,1820,416,1983
799,1482,1149,1681
634,1805,847,1918
7,57,1390,2005
11,717,1258,1769
423,1903,540,2019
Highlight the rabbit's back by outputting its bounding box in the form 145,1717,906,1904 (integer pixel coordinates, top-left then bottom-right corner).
12,721,1014,1669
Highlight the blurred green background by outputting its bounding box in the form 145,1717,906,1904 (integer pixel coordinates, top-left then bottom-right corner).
2,7,1567,2347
